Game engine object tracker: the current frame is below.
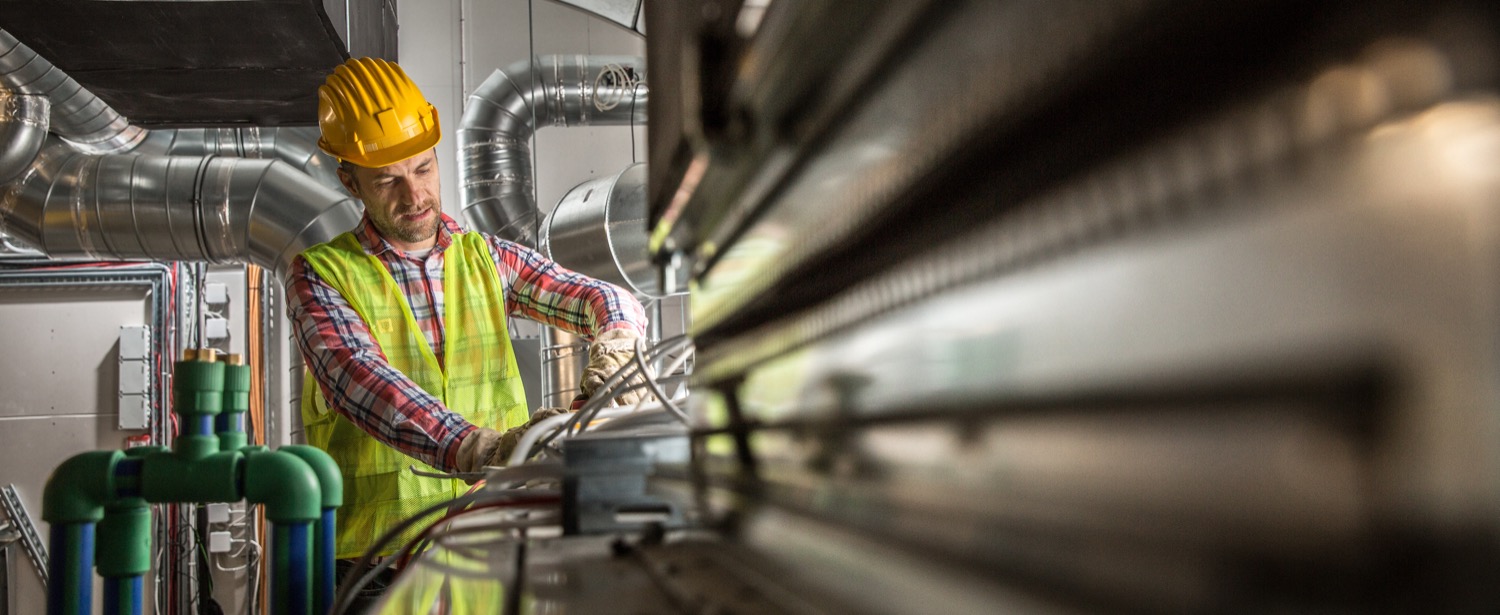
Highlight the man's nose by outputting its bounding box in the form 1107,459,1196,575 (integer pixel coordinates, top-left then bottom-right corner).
397,177,425,204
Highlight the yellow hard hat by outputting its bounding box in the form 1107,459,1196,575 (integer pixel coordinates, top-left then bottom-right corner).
317,57,441,168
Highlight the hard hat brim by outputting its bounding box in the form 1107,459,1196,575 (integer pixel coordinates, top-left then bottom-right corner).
319,107,443,169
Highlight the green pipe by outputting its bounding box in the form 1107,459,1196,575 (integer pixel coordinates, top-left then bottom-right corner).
278,446,342,509
139,450,242,504
97,483,150,577
280,445,343,613
43,451,119,615
217,357,250,452
242,450,321,523
43,450,121,524
173,355,225,459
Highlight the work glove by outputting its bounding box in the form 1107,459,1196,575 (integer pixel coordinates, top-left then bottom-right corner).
580,328,652,407
453,407,573,479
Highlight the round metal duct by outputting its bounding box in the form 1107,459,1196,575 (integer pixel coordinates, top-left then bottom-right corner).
542,162,664,298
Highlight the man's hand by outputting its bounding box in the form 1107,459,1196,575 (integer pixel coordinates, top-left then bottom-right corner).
580,328,652,407
454,407,574,479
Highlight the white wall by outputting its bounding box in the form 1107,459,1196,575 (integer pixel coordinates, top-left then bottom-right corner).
397,0,648,225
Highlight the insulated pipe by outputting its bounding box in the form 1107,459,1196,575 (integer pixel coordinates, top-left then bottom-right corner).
0,29,145,154
0,92,47,182
459,55,648,245
0,140,363,276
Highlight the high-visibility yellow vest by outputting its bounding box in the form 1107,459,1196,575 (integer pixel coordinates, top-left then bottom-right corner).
299,231,529,559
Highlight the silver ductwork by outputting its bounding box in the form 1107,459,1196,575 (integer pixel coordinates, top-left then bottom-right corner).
0,93,47,183
541,327,588,408
0,29,145,154
0,27,356,270
0,140,361,274
459,55,648,246
542,162,666,297
137,126,344,192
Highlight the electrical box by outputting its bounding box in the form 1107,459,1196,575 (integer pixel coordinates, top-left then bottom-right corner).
118,325,150,360
117,362,149,395
118,395,149,431
204,282,230,306
117,326,152,431
207,531,232,554
204,317,230,341
206,503,230,524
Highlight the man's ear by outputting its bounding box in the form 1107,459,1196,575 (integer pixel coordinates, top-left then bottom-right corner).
337,167,361,198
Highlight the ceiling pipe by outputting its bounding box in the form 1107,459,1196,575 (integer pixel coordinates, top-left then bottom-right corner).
0,139,362,276
458,55,648,246
0,29,145,154
0,92,48,183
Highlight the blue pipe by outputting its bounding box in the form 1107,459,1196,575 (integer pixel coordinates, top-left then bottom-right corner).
103,575,144,615
315,509,336,614
272,521,313,615
46,523,93,615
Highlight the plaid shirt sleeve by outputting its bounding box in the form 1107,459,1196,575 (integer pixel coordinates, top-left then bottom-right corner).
285,255,476,472
485,236,649,339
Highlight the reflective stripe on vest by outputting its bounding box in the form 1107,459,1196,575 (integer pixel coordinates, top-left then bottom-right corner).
299,231,530,559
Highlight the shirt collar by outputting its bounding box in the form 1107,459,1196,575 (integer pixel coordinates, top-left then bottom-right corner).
353,212,465,257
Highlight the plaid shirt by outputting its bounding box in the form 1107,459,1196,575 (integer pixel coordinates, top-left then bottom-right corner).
286,213,647,471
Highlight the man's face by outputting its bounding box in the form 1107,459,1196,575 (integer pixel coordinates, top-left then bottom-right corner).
340,149,443,249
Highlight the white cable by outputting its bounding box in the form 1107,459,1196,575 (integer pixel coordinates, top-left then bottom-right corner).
212,540,260,573
592,63,638,112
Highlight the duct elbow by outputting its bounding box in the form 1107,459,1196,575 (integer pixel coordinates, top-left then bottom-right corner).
0,93,49,183
458,55,648,242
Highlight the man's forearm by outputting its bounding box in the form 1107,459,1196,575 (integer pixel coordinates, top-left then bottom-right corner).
488,236,648,338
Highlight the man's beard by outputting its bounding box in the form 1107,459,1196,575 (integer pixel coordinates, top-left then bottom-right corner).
376,204,440,244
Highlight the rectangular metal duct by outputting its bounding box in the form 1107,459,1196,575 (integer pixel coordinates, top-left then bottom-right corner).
0,0,353,125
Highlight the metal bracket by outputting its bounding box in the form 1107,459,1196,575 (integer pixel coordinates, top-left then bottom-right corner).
0,486,46,586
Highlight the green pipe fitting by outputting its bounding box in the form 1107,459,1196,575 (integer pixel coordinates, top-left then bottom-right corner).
218,357,250,452
140,451,242,504
280,445,343,508
243,451,321,523
43,451,121,524
96,501,150,577
173,355,225,459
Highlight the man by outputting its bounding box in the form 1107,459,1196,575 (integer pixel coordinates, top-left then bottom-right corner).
286,57,648,571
